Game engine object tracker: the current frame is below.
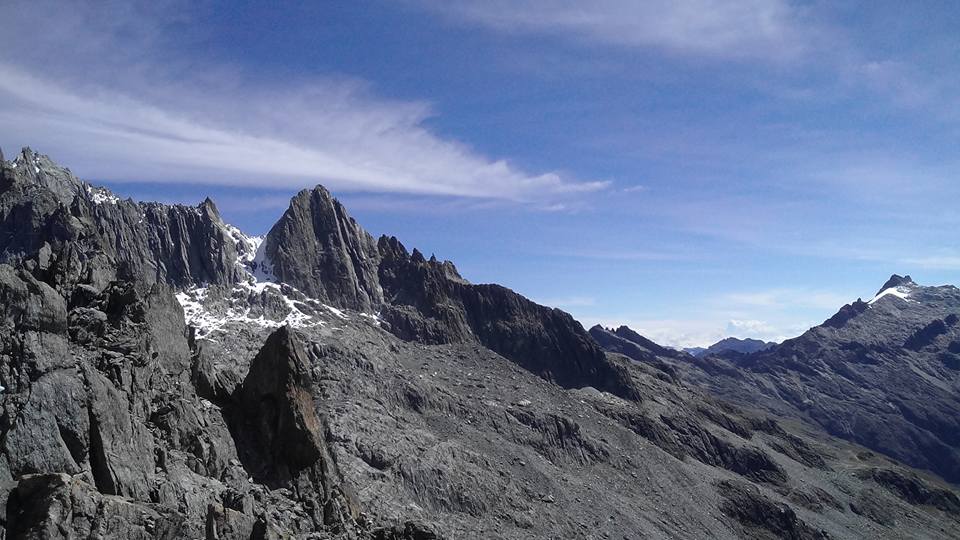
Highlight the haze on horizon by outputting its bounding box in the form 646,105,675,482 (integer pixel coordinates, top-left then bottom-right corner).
1,1,958,347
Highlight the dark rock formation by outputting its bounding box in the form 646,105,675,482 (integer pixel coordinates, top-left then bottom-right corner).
230,326,360,530
822,299,869,329
259,187,634,401
856,468,960,514
588,325,679,381
0,148,244,295
904,318,951,351
661,415,787,485
877,274,914,295
262,186,383,311
378,237,640,400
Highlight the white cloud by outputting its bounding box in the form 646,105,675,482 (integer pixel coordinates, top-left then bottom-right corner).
723,318,815,343
0,2,607,202
899,256,960,271
581,314,814,348
0,64,606,201
725,318,773,335
578,286,848,348
424,0,813,61
584,317,727,348
718,288,851,311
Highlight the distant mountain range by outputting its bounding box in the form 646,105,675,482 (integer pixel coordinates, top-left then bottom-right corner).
0,148,958,539
684,337,776,358
599,274,960,486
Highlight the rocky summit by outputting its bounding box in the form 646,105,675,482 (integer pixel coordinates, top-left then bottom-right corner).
0,148,958,539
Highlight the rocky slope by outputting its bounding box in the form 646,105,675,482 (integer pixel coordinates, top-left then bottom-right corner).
0,148,958,539
601,275,960,486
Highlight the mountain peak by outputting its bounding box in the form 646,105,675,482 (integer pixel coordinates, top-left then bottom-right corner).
3,147,84,203
876,274,915,296
869,274,918,305
263,183,383,311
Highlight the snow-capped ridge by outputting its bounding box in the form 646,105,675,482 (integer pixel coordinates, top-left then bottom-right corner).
175,221,374,339
869,284,915,305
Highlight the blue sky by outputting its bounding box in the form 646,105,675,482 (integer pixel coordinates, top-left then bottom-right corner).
2,1,959,346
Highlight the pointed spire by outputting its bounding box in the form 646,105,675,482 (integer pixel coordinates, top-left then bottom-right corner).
199,196,222,219
411,248,426,264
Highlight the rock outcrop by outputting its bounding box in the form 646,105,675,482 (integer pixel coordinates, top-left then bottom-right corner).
230,325,359,530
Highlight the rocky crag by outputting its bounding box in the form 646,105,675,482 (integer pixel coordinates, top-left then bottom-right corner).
0,148,957,538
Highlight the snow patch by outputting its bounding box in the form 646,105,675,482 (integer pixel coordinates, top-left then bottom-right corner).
175,285,326,340
359,312,382,326
869,286,914,305
249,237,276,282
325,305,347,319
222,222,275,282
85,185,119,205
224,224,262,264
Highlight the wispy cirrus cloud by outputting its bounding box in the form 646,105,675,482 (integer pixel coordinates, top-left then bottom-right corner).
0,3,606,202
0,63,607,201
717,288,851,311
899,256,960,271
421,1,960,126
420,0,817,61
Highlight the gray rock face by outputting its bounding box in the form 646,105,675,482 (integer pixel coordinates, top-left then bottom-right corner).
1,150,959,538
263,186,383,311
716,479,829,540
378,236,641,400
0,148,244,294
